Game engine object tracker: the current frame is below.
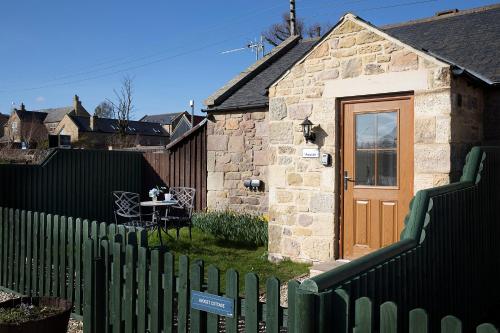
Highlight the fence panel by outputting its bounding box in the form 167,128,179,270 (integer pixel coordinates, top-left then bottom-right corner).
142,121,207,211
295,147,500,332
0,149,142,222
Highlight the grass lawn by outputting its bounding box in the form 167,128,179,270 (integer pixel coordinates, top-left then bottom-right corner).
148,227,310,293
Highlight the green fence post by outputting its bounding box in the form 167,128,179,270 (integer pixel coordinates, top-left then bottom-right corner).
294,288,316,333
225,269,239,333
163,252,175,333
25,211,32,295
112,241,123,333
177,255,190,333
207,265,220,333
137,247,148,333
190,260,205,333
380,301,398,333
124,244,137,333
94,256,106,333
83,239,95,333
287,280,299,333
245,273,259,333
354,297,372,333
150,250,164,333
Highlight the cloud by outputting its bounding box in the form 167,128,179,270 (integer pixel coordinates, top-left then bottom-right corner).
35,96,45,103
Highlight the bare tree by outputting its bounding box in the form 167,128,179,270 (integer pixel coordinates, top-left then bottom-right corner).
94,101,114,118
107,75,135,137
21,116,48,149
262,13,332,46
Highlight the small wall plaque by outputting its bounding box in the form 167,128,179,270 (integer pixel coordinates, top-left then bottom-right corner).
302,148,320,158
191,290,234,317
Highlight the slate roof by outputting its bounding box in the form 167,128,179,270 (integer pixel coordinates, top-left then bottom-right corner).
383,4,500,84
41,107,74,123
15,110,48,122
140,112,184,125
205,36,318,111
70,116,168,137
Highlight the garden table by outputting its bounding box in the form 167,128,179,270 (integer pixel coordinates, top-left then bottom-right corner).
140,199,178,246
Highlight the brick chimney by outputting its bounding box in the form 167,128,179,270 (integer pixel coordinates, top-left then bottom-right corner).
73,95,82,115
90,114,98,131
19,103,26,112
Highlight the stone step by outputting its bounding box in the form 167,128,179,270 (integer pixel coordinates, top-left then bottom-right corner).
309,259,351,277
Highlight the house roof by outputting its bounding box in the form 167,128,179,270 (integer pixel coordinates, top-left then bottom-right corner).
15,110,48,122
139,112,184,125
204,36,318,112
0,113,9,127
70,115,168,137
382,4,500,84
41,107,75,123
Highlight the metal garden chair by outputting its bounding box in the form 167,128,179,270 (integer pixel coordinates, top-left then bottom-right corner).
113,191,154,228
161,187,196,239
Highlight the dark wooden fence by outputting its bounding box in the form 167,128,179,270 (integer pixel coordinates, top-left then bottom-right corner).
0,149,142,222
142,120,207,211
294,146,500,332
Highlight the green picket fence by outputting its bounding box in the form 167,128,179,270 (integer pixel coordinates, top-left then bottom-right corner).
293,147,500,332
0,207,146,318
350,296,498,333
83,236,292,333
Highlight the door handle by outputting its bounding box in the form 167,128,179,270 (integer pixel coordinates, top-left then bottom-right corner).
344,171,354,191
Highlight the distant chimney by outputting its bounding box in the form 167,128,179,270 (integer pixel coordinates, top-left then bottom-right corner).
290,0,297,36
73,95,82,115
19,103,26,112
90,114,97,131
436,8,459,16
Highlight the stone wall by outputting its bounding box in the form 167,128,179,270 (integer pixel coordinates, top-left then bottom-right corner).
267,16,455,263
206,109,269,212
483,88,500,142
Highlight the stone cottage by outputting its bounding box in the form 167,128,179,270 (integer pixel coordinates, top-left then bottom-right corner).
204,36,317,212
206,4,500,264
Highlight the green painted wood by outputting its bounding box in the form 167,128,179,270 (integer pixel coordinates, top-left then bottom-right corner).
0,208,3,285
75,218,83,315
149,250,164,333
441,316,462,333
409,308,428,333
294,288,316,333
13,209,20,292
91,221,99,254
38,213,46,296
94,256,106,333
353,297,372,333
59,217,67,299
245,273,259,333
67,217,75,303
32,212,40,296
207,265,220,333
225,269,239,333
100,239,111,333
190,260,205,333
163,252,175,333
266,277,280,333
7,209,14,290
380,302,397,333
137,247,148,333
287,280,299,333
52,216,60,296
177,255,189,333
476,323,498,333
25,211,33,295
124,244,137,333
19,210,26,294
83,239,94,333
331,288,349,333
112,241,123,333
45,214,52,296
1,208,7,286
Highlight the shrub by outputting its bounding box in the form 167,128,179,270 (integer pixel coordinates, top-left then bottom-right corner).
192,211,268,247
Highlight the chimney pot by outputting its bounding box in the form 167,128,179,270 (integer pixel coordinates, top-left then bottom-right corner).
90,114,98,131
73,95,81,115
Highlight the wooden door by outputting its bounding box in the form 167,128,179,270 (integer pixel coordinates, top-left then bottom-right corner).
342,95,413,259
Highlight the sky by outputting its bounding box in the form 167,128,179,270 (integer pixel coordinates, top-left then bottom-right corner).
0,0,498,119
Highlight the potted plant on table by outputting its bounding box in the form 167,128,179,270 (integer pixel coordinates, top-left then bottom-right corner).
0,296,72,333
149,186,167,202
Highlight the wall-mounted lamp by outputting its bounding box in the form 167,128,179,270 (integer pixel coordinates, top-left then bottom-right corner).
300,117,316,143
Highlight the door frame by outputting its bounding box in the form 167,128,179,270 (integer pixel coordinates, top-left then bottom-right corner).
337,91,414,259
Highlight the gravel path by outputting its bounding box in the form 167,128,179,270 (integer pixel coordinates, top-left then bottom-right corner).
0,291,83,333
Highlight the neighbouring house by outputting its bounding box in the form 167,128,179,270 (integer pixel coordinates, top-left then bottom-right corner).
205,4,500,263
1,95,91,146
140,111,205,142
0,113,8,139
55,114,169,148
204,36,318,212
2,104,49,146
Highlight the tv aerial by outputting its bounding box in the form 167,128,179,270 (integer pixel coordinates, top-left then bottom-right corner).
221,36,266,60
